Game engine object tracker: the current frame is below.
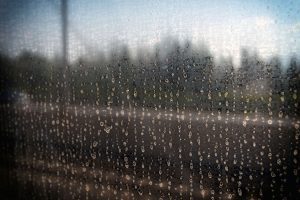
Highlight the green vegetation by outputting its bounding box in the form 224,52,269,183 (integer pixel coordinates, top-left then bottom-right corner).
1,39,299,116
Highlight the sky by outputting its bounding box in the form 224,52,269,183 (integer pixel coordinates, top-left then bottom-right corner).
0,0,300,65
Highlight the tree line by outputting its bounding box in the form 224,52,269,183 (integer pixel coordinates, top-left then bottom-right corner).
1,38,299,115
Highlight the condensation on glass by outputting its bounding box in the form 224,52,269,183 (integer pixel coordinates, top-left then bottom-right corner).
0,0,299,199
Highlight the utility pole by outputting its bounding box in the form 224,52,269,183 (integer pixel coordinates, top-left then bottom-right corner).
61,0,69,105
62,0,68,67
59,0,69,125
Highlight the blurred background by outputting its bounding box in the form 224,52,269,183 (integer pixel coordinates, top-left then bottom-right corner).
0,0,300,199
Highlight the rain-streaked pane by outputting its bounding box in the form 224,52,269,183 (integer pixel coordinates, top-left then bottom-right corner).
0,0,300,199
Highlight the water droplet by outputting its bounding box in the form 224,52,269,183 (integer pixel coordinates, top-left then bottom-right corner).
85,184,90,192
294,149,298,156
93,141,98,147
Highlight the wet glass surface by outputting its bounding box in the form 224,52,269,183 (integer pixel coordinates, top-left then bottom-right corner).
0,0,300,199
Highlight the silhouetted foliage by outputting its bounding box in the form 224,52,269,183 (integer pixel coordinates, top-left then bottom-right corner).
1,39,299,115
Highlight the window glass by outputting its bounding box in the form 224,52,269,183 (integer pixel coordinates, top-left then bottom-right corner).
0,0,299,199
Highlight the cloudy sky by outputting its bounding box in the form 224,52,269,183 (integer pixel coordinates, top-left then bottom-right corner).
0,0,299,65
